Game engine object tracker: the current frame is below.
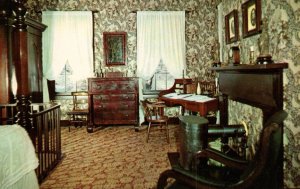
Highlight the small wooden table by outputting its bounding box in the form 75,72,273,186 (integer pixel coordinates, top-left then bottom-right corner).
159,94,218,116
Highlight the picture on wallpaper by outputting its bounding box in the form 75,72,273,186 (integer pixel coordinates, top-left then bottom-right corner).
225,10,239,44
242,0,261,38
103,32,126,66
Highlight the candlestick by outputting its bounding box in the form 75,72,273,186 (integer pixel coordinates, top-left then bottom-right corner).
250,46,254,51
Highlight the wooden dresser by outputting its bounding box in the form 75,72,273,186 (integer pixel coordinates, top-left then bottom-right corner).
87,77,139,132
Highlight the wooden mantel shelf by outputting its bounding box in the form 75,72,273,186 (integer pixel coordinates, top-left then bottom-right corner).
211,62,288,72
211,62,288,125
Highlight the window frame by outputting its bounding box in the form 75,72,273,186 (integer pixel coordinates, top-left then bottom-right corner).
142,61,175,95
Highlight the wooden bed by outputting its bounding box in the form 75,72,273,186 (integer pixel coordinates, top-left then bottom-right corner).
0,0,62,184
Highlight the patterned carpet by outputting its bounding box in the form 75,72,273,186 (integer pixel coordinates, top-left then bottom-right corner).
40,124,180,189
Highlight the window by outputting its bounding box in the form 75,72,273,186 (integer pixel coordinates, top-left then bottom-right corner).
142,61,174,94
55,62,87,93
137,11,186,94
42,11,93,101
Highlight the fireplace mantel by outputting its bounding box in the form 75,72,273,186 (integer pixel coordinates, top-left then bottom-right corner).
211,63,288,125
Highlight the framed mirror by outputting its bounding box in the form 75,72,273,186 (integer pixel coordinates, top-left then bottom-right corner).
103,32,126,66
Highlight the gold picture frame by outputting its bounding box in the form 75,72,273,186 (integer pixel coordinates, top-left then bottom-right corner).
225,10,239,44
242,0,261,38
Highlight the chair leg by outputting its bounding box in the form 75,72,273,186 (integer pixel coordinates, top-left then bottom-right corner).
147,122,151,142
68,118,71,132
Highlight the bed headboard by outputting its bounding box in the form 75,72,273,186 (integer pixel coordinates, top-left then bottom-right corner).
211,63,288,125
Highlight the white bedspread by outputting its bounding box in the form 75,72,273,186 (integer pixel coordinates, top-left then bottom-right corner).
0,125,39,189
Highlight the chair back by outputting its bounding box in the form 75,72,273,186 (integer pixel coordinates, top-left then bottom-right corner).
71,91,88,111
141,100,167,123
238,110,287,189
199,80,216,96
186,80,216,96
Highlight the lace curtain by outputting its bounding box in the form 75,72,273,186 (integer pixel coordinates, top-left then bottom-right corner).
136,11,186,80
42,11,93,102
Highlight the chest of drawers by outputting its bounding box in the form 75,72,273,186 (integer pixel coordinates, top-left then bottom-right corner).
87,77,139,132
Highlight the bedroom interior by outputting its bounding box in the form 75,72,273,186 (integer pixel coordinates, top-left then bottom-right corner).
0,0,299,189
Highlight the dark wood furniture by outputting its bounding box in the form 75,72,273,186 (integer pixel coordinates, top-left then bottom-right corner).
211,63,288,188
0,15,46,104
87,77,139,132
157,110,288,189
212,63,288,125
26,18,47,102
141,100,169,143
159,78,193,97
158,78,218,116
159,95,218,117
199,80,217,96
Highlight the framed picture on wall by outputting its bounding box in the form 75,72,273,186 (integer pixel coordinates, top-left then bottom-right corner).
242,0,261,38
103,32,127,66
225,10,239,44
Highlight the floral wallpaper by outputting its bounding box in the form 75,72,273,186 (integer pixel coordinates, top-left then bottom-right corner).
26,0,218,79
24,0,300,188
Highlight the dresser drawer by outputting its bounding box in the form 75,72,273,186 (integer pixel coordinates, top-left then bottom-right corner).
94,101,136,110
93,94,135,102
94,110,136,122
90,79,137,93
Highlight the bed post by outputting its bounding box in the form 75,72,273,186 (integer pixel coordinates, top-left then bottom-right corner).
11,0,33,136
0,1,12,104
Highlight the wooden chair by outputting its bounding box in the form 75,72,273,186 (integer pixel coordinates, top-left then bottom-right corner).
157,110,287,189
141,100,169,143
66,91,89,132
199,80,216,97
